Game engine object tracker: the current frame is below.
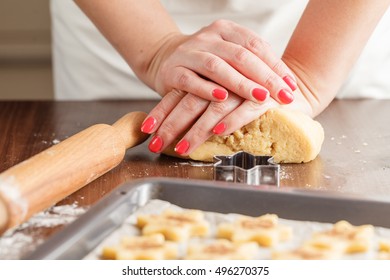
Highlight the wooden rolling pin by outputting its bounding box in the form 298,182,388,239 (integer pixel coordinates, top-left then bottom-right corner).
0,111,149,234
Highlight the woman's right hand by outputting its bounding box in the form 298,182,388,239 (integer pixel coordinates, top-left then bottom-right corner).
148,19,297,104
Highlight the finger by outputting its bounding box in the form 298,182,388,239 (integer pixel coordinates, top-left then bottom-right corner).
215,20,298,91
140,90,186,134
182,51,294,105
210,41,296,104
148,93,209,153
212,99,279,137
174,94,243,156
167,66,228,102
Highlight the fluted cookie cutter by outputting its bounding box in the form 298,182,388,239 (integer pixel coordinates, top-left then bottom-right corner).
213,151,280,186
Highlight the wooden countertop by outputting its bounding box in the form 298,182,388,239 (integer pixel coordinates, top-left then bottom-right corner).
1,99,390,259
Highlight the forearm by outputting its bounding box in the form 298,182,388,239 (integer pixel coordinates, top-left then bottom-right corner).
283,0,390,116
74,0,180,88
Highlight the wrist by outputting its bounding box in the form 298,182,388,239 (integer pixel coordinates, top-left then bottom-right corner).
135,32,186,95
282,55,335,117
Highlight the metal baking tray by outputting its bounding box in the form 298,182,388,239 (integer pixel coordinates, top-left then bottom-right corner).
25,177,390,260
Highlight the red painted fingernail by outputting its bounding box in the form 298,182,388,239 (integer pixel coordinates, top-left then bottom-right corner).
141,116,157,133
175,139,190,155
252,88,269,102
283,75,297,91
212,89,228,101
213,122,226,135
278,89,294,104
148,135,163,153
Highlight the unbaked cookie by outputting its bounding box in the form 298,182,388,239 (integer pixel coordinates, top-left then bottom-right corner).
185,239,258,260
137,209,210,241
310,220,374,254
378,239,390,259
101,233,178,260
273,220,374,259
272,242,343,260
217,213,292,247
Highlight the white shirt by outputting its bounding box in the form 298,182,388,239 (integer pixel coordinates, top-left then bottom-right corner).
50,0,390,100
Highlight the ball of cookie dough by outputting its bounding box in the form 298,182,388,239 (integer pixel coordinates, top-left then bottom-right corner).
163,108,324,163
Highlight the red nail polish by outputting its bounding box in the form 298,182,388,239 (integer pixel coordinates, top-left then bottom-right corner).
283,75,297,91
175,139,190,155
252,88,269,102
278,89,294,104
141,116,157,133
212,89,228,100
148,135,163,153
213,122,226,135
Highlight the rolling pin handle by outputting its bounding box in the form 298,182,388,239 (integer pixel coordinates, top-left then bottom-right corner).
112,111,149,149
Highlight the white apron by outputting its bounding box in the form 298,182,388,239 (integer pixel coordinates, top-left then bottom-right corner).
50,0,390,100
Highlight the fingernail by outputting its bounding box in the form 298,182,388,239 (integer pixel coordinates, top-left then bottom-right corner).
278,89,294,104
175,139,190,155
213,122,226,135
212,89,228,100
141,116,157,133
148,135,163,153
283,75,297,91
252,88,269,102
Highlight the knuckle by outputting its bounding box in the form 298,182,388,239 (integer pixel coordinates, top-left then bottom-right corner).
246,100,263,111
176,72,191,89
270,60,286,75
247,37,270,52
211,19,230,29
209,101,229,116
180,94,202,112
161,90,186,111
159,120,177,138
204,56,221,74
153,102,173,120
188,125,208,143
193,31,208,43
236,78,247,94
156,103,171,118
234,47,249,65
175,43,187,53
263,73,279,90
166,89,186,101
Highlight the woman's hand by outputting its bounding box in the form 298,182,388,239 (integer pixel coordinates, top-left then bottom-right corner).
141,19,301,155
141,90,269,155
140,88,313,156
148,20,297,105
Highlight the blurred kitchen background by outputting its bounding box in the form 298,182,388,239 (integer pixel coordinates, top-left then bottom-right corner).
0,0,53,100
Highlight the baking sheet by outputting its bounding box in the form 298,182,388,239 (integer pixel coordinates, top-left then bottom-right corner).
25,178,390,260
83,199,390,260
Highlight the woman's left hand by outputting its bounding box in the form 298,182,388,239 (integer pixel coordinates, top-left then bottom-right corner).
140,88,312,156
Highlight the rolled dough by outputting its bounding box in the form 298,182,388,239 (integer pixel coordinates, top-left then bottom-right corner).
163,108,324,163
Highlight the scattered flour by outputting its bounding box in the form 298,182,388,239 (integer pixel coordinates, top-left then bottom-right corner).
0,202,87,260
179,161,214,167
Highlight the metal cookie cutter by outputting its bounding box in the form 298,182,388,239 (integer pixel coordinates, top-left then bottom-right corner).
213,151,280,186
